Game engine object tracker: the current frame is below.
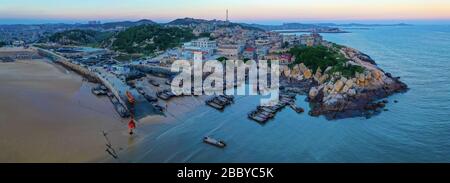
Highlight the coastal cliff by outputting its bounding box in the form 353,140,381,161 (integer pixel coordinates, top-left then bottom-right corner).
281,43,408,119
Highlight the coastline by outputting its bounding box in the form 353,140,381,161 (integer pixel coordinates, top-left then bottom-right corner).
0,57,128,162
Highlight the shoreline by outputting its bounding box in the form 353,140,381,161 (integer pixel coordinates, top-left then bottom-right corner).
0,57,130,162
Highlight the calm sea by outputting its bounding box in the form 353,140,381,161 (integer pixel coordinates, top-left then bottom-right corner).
120,25,450,163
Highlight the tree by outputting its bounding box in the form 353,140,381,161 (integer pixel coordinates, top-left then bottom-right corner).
217,56,228,62
282,41,290,49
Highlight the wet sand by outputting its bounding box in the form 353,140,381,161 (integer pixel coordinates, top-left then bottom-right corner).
0,58,130,162
0,47,215,162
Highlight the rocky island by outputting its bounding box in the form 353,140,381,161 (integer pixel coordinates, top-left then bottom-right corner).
280,42,408,120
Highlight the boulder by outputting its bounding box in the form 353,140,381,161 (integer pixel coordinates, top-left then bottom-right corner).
298,63,307,73
345,79,354,89
303,69,312,79
309,87,319,99
318,74,329,84
333,79,345,92
372,70,382,81
342,85,350,93
314,67,322,82
283,68,291,77
347,88,356,96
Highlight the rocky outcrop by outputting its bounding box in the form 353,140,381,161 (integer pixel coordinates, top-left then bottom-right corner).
281,45,408,120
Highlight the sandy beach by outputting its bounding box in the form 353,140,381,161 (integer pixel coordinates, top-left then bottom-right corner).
0,48,212,162
0,56,133,162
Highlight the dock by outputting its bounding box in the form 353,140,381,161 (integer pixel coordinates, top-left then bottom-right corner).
248,92,301,124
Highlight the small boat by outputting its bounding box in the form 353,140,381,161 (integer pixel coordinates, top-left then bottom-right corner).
100,85,108,91
152,103,165,113
212,98,227,106
216,96,230,104
259,110,274,118
222,95,234,102
248,112,267,123
165,90,176,97
290,104,305,113
157,91,171,100
149,79,160,87
257,106,276,113
144,94,158,103
91,88,107,96
206,99,225,110
137,87,146,95
203,136,226,148
165,80,171,85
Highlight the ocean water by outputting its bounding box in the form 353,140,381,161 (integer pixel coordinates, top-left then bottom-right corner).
120,25,450,163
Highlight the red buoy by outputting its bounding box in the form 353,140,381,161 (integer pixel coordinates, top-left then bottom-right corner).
128,118,136,135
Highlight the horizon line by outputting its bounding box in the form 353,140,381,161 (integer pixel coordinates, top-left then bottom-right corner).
1,17,450,25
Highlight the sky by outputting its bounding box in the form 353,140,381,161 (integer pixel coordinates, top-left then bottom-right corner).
0,0,449,24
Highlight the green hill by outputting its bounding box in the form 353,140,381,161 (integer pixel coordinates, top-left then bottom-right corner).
111,25,195,55
289,45,365,78
45,29,113,46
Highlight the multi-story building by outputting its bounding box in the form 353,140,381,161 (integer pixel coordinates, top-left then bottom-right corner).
299,33,323,47
282,35,299,45
217,44,244,60
255,38,270,47
256,46,269,60
182,38,217,60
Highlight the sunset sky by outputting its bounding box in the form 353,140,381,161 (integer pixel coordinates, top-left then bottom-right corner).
0,0,449,24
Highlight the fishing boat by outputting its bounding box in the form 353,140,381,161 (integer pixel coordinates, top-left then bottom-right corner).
290,103,305,113
215,96,229,104
257,106,276,113
259,110,275,118
165,80,171,85
203,136,226,148
144,94,158,103
206,99,225,110
137,87,146,95
149,79,160,87
248,112,267,123
152,103,165,113
157,91,171,100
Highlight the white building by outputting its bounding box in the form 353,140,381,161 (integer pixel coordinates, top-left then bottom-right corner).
182,38,217,60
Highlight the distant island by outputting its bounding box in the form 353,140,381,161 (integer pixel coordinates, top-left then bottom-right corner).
316,23,413,27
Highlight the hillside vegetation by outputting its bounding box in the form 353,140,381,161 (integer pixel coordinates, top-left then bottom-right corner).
45,29,113,46
289,46,365,78
111,25,195,55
